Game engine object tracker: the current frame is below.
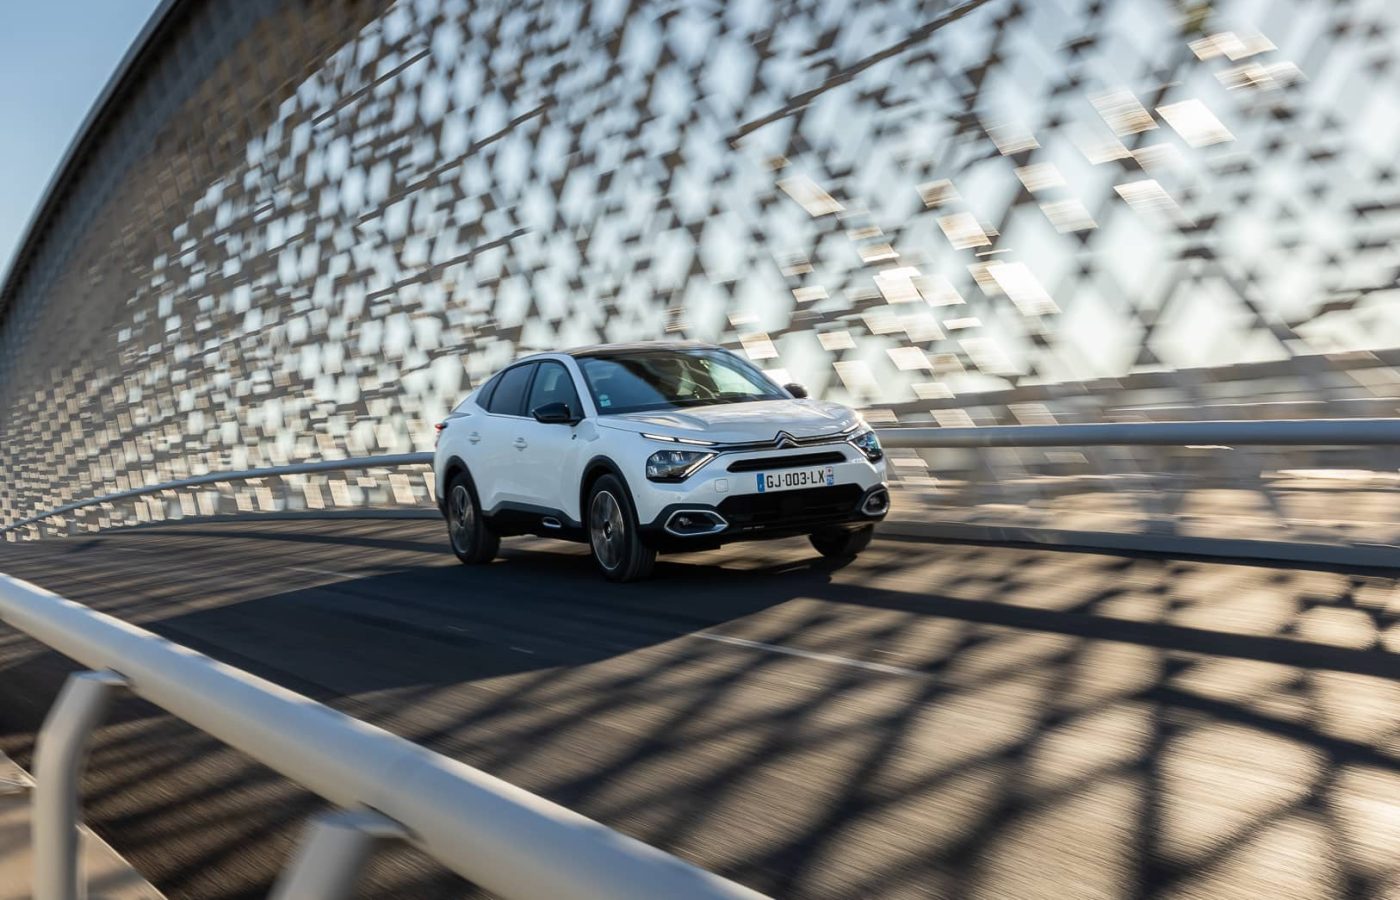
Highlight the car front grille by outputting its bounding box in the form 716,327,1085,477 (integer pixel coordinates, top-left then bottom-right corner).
725,451,847,473
712,431,854,452
717,485,863,528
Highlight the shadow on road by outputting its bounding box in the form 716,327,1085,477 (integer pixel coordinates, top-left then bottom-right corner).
0,520,1396,898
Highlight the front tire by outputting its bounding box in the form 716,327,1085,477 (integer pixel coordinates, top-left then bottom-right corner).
445,471,499,565
810,524,874,559
587,474,655,582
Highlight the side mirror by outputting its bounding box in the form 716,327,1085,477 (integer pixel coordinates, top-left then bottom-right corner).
531,401,579,425
785,383,809,399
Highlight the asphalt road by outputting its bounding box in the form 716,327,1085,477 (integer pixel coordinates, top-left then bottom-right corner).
0,519,1397,899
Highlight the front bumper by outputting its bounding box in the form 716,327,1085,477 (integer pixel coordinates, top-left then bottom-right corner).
638,483,890,552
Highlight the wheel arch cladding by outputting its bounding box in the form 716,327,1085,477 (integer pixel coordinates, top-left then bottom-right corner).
580,455,628,518
441,456,472,503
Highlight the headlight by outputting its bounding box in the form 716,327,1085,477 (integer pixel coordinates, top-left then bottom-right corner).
849,429,883,462
646,449,715,482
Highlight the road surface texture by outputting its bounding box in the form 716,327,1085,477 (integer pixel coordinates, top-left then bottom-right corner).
0,519,1397,899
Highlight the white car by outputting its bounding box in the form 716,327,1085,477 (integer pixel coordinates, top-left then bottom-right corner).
432,341,889,581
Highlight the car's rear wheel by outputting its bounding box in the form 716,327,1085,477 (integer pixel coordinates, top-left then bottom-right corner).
446,471,499,565
810,524,874,559
587,474,654,582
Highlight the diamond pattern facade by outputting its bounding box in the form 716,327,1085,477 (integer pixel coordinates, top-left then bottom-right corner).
2,0,1397,537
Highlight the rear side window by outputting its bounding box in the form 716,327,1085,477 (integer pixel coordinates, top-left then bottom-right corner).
470,373,502,411
485,364,535,415
526,362,582,416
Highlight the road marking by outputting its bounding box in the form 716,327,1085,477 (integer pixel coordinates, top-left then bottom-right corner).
510,646,536,655
290,566,350,578
695,633,922,676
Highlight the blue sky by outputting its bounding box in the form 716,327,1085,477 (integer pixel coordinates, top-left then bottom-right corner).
0,0,162,280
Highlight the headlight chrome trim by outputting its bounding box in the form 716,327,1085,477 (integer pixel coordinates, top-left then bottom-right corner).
646,449,716,482
641,432,716,447
848,428,884,462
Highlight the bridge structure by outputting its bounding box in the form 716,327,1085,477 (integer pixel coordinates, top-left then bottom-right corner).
0,0,1397,897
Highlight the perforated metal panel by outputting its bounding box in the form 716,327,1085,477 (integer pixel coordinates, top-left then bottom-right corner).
2,0,1397,535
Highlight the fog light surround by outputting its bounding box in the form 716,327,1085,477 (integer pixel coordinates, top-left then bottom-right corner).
861,488,890,516
664,509,729,536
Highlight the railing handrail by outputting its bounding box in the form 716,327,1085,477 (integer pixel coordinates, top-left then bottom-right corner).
0,573,766,899
877,417,1400,449
1,453,433,535
6,417,1398,536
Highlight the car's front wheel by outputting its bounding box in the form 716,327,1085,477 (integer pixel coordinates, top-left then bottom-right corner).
445,471,499,565
587,474,655,582
810,524,874,559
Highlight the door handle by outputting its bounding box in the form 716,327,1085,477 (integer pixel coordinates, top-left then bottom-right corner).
468,432,481,444
513,437,528,449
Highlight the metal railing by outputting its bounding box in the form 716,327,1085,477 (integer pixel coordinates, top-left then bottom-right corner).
1,454,433,536
5,417,1399,539
877,417,1400,448
0,573,766,900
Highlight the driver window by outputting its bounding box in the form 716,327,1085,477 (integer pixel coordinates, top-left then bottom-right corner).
527,361,582,416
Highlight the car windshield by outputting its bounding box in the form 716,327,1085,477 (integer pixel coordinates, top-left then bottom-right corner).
578,349,787,414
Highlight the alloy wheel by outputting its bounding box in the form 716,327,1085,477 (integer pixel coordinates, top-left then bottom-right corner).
449,484,474,553
589,490,625,570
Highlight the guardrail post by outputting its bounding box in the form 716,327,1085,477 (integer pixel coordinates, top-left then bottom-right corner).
269,808,407,900
33,670,128,900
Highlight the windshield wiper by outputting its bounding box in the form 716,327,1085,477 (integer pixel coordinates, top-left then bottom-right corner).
665,394,763,407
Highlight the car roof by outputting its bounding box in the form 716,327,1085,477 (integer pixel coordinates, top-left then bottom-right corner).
499,341,727,371
564,340,723,358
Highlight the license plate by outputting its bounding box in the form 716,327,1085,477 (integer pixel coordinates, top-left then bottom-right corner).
755,466,835,493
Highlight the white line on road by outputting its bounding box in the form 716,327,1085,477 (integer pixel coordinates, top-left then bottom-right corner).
290,566,350,578
694,633,923,676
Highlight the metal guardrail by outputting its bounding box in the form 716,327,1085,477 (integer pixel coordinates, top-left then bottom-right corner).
0,573,767,900
1,453,433,536
5,418,1399,537
877,417,1400,449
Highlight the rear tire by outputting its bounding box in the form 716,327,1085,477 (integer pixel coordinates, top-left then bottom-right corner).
445,471,499,565
810,524,874,559
587,474,655,582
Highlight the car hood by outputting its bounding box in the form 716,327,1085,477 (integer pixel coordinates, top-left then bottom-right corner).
599,399,862,445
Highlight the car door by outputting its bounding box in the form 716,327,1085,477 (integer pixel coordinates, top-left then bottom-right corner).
515,360,586,523
473,361,536,512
